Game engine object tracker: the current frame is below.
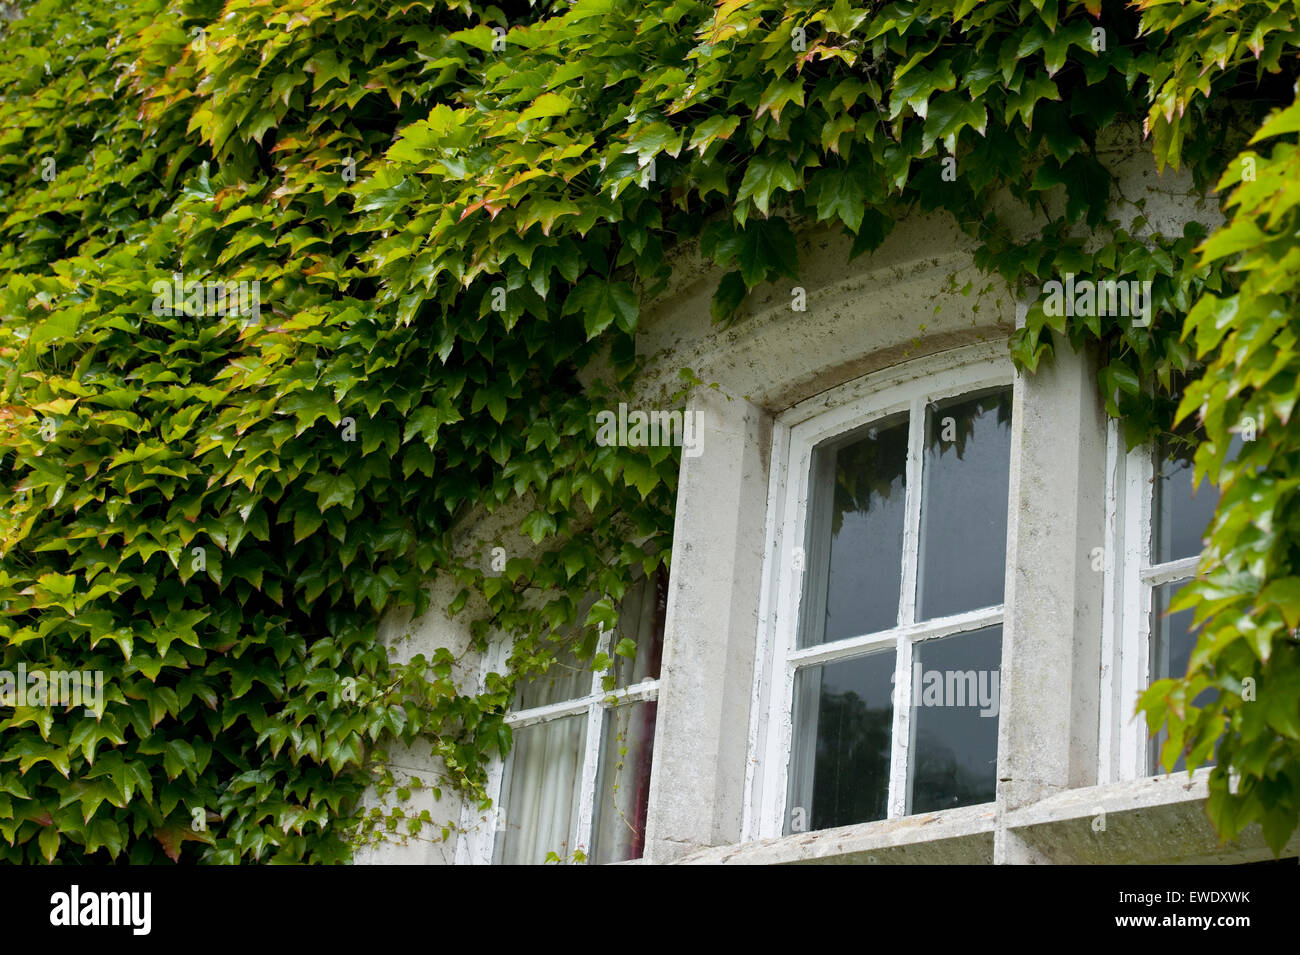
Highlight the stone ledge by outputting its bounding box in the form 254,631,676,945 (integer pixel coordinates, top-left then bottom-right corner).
668,770,1300,865
1003,769,1300,864
674,803,997,865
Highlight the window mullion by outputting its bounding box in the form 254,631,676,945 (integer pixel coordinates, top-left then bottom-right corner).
574,701,603,861
899,397,925,628
888,397,925,818
887,633,912,818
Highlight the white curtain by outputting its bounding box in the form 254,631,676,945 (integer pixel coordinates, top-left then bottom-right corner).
497,714,586,864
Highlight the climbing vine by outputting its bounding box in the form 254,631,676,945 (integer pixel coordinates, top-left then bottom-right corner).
0,0,1297,862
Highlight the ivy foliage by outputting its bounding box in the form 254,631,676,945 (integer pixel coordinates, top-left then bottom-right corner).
0,0,1297,861
1136,0,1300,853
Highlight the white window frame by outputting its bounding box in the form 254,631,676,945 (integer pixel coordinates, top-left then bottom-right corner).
456,603,661,865
1099,425,1209,784
744,342,1014,841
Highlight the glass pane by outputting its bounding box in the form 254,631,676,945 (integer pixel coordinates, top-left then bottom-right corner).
1148,581,1217,774
908,625,1002,814
787,650,895,832
592,701,657,864
612,570,666,689
1152,435,1243,565
803,413,909,646
917,388,1013,621
514,639,593,710
496,714,587,864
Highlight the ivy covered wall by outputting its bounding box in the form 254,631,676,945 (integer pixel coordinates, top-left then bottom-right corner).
0,0,1298,862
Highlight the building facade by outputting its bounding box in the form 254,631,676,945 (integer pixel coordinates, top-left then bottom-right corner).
357,126,1300,865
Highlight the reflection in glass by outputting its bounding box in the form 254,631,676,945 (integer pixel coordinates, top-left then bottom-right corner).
1148,581,1217,774
917,388,1013,621
496,714,586,864
1152,434,1242,565
907,626,1002,813
787,651,895,832
592,701,657,863
804,414,909,646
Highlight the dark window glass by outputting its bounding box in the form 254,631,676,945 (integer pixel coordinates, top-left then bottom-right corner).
1148,582,1217,774
803,413,909,646
1152,434,1243,565
787,651,895,832
908,625,1002,813
917,388,1013,620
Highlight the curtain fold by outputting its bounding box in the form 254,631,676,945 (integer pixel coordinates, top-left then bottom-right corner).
498,714,586,864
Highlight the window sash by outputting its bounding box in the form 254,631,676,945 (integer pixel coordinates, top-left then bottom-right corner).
749,347,1013,840
458,574,664,864
1103,433,1209,783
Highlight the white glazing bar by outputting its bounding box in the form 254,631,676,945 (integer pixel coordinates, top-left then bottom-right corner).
887,632,912,818
786,628,900,667
786,605,1003,667
889,398,925,817
505,697,592,728
604,679,659,705
899,397,925,629
904,605,1004,646
506,680,659,728
573,701,603,861
1143,556,1201,587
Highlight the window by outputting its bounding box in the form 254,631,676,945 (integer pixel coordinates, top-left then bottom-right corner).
749,350,1014,838
1102,425,1241,780
460,568,666,864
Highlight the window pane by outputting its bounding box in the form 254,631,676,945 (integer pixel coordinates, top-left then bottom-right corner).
592,701,657,863
1148,581,1217,774
803,413,909,646
496,714,587,864
1152,435,1242,565
514,640,593,710
917,388,1013,621
907,625,1001,813
787,651,895,832
612,569,666,688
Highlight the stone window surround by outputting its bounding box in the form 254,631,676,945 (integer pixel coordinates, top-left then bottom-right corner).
644,334,1300,865
356,320,1300,866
